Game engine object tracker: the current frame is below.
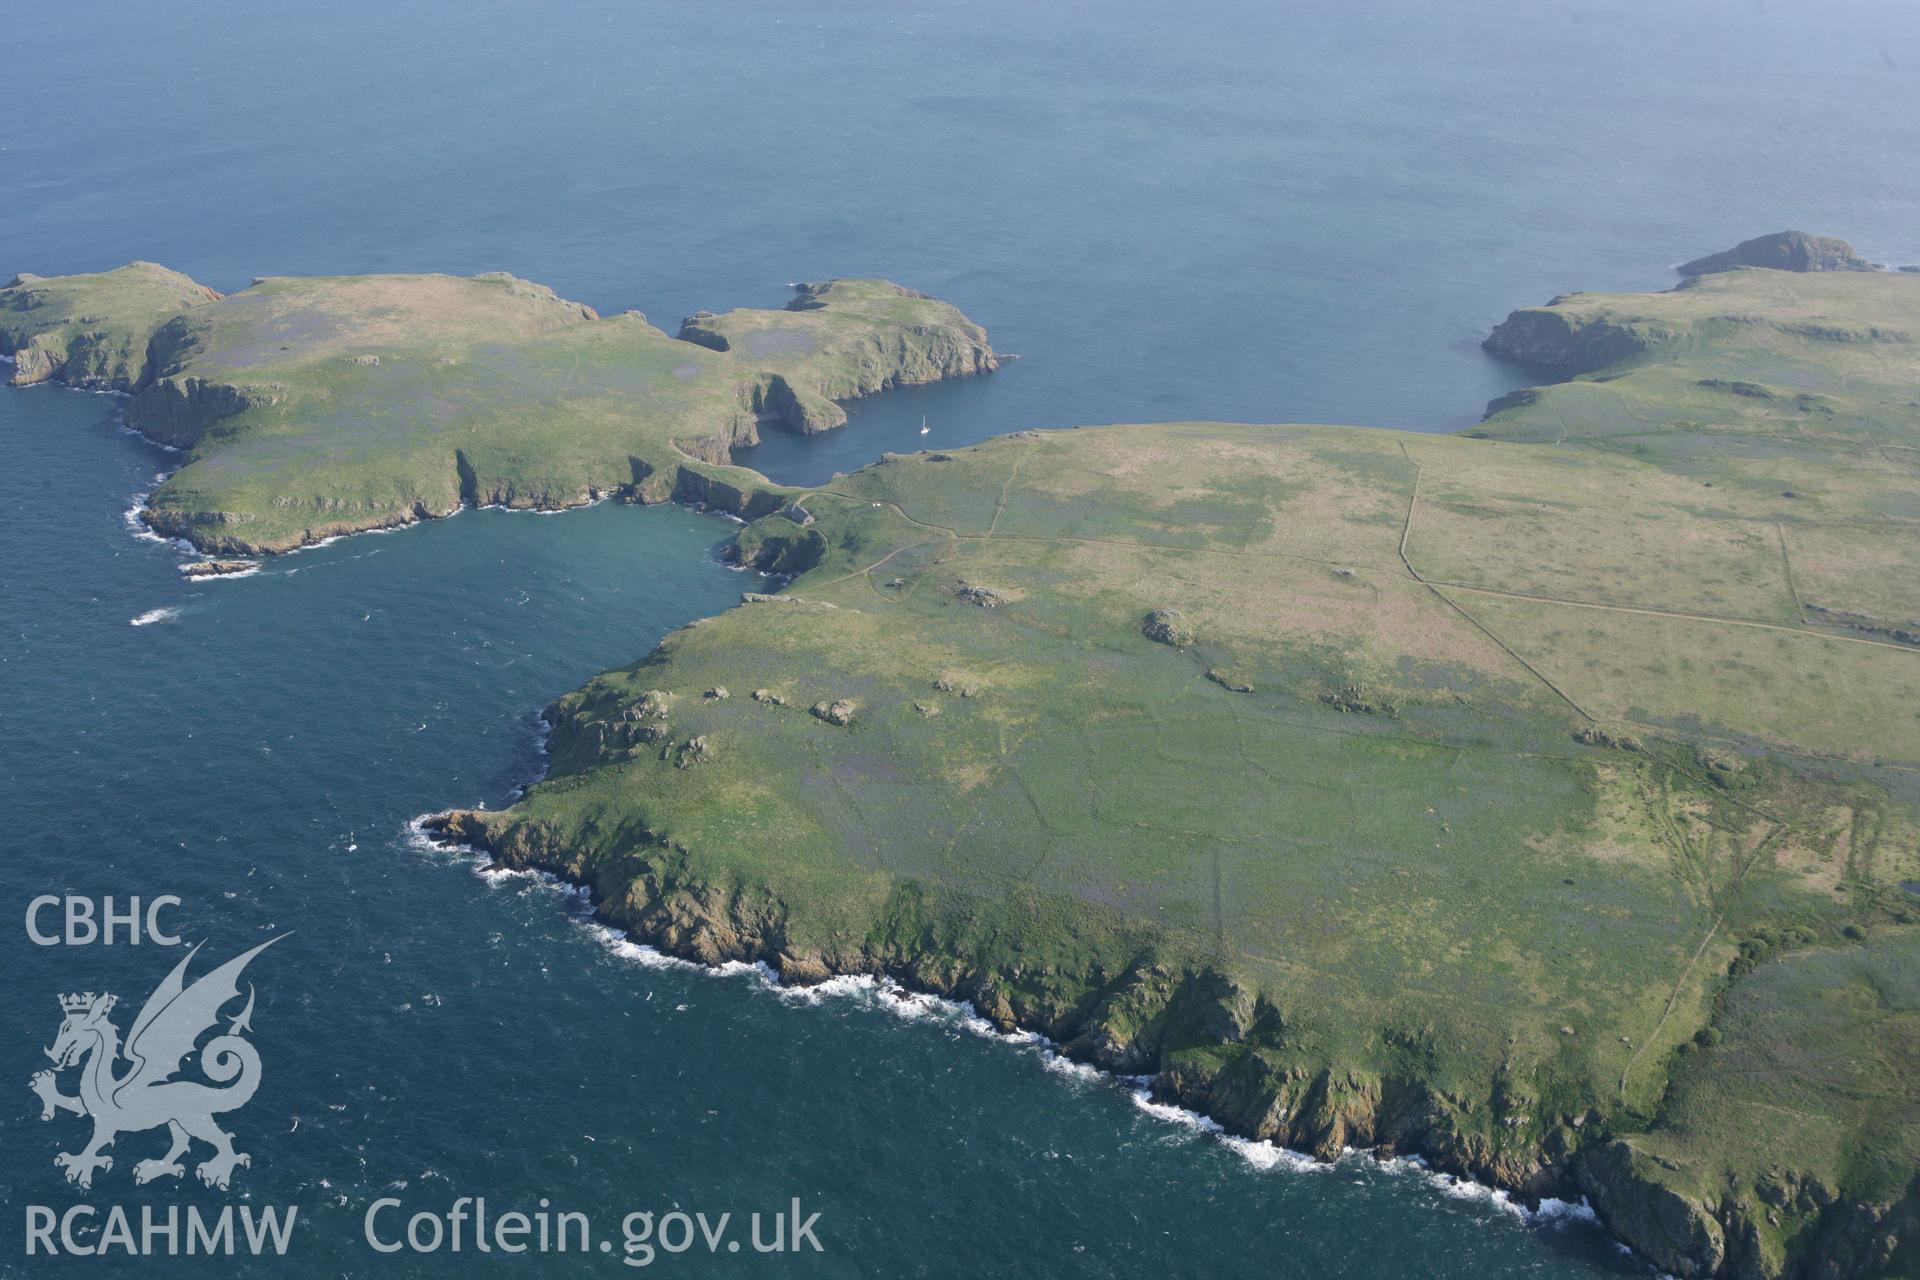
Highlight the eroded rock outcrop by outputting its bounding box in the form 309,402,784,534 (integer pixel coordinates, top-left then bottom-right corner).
1482,305,1670,375
126,376,286,446
1677,231,1872,277
1579,1142,1726,1276
1142,608,1196,647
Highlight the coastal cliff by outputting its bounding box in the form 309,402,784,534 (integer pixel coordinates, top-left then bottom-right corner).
0,268,997,553
1482,304,1671,374
681,278,997,437
420,805,1591,1202
426,792,1917,1280
0,262,220,391
1676,231,1872,276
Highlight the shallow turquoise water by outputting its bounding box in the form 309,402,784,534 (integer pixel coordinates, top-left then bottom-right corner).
3,1,1917,1274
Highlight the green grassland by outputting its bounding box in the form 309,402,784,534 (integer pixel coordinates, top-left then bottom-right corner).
444,260,1920,1278
0,267,996,551
1,262,219,389
9,243,1917,1276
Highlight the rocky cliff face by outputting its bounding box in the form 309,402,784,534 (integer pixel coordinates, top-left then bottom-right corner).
3,328,150,389
423,804,1590,1235
678,279,998,437
0,263,220,392
743,371,847,435
425,796,1920,1280
1677,232,1872,277
1579,1141,1728,1275
1482,304,1670,374
125,375,285,447
665,467,788,521
1578,1141,1919,1280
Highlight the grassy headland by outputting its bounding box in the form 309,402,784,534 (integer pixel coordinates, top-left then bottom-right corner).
432,243,1919,1279
0,268,996,551
2,262,220,389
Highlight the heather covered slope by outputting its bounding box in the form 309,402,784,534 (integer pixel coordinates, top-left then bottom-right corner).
441,258,1920,1278
0,268,995,551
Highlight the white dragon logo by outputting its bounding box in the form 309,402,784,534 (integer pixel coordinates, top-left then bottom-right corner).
28,938,281,1190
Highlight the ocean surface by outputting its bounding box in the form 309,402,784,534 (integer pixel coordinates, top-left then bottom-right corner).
3,1,1917,1274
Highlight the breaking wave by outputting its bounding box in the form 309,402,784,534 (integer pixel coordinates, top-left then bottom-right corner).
404,810,1605,1233
123,486,193,552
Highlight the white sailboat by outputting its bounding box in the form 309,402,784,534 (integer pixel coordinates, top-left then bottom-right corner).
919,415,931,435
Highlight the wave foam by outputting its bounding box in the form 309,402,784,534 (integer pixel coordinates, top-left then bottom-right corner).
1426,1170,1531,1221
119,422,182,454
122,491,192,552
130,606,180,626
402,812,1608,1234
1533,1196,1600,1227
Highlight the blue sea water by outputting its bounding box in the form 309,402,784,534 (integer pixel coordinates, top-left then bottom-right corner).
3,1,1917,1274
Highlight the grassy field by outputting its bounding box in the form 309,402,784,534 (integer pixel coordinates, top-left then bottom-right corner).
0,268,996,551
450,258,1920,1278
